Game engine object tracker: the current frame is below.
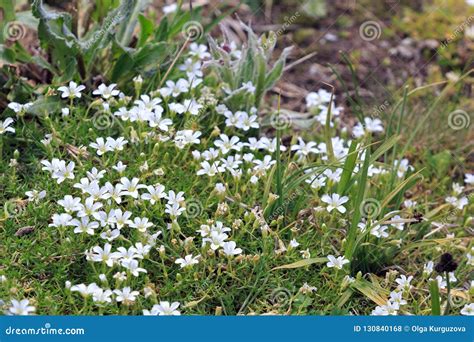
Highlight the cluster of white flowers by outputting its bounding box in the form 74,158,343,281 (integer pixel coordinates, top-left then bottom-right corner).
4,36,472,317
198,221,243,256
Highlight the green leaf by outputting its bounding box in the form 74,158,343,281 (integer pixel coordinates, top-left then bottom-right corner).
272,257,327,270
369,135,400,165
154,17,169,41
133,42,170,69
430,280,441,315
380,170,423,209
27,96,63,116
137,14,153,47
351,279,388,306
345,143,371,259
0,0,16,43
0,45,16,64
337,140,358,195
116,0,151,47
110,51,134,82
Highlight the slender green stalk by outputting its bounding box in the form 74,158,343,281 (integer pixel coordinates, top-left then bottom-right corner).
275,95,283,210
444,271,451,315
430,279,441,315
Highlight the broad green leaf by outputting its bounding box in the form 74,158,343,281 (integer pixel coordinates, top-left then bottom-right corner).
27,96,63,116
0,45,16,63
137,14,153,47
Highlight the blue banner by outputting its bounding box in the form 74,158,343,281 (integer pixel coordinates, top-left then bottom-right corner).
1,316,473,342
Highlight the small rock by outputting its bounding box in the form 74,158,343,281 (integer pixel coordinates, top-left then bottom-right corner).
15,226,35,237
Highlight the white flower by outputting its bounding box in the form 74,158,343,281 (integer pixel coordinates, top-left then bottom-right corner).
49,213,72,228
71,216,99,235
291,138,319,161
235,111,259,131
300,249,311,259
460,303,474,316
25,190,46,203
241,81,256,93
299,283,317,294
8,102,32,115
53,161,75,184
129,217,153,233
160,79,189,97
222,241,242,256
289,238,300,248
390,215,405,231
120,177,145,198
166,190,185,206
353,117,384,138
8,299,36,315
323,168,342,183
423,261,434,276
88,243,115,267
121,259,147,277
113,161,127,173
203,231,228,250
143,301,180,316
189,43,210,60
90,137,112,155
321,193,349,213
182,99,203,115
305,89,332,109
215,183,226,194
389,291,407,306
93,83,120,99
70,283,100,297
395,159,413,178
175,254,200,268
141,184,166,204
403,199,417,208
197,161,224,176
179,58,203,79
467,253,474,267
326,255,350,269
465,173,474,185
445,196,468,210
214,134,241,154
370,225,389,238
114,287,139,302
395,275,413,291
58,81,86,99
371,301,399,315
0,117,15,134
174,130,201,148
92,288,113,304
